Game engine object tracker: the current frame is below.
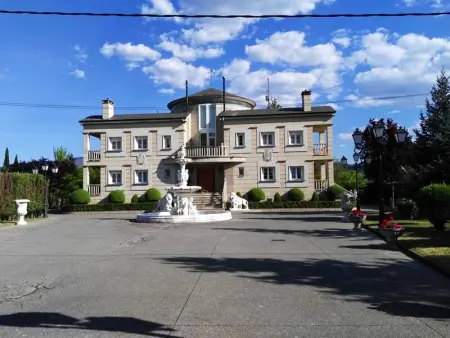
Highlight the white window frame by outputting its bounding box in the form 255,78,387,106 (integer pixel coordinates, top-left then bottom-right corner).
236,133,245,148
289,166,305,181
260,132,275,147
134,170,148,185
162,135,172,150
108,137,122,151
288,131,304,146
199,104,216,147
134,136,148,150
108,170,122,185
261,167,276,182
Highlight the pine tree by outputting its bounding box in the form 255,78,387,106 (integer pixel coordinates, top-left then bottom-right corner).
2,147,10,172
414,69,450,183
11,155,20,172
269,97,282,110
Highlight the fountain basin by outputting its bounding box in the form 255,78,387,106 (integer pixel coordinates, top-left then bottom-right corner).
136,210,232,224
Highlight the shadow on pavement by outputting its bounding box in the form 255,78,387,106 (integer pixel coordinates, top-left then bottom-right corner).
0,313,175,337
158,256,450,320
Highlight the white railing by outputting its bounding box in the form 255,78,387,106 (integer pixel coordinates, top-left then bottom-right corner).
186,144,229,158
88,184,101,196
314,180,329,191
313,143,328,155
88,150,101,162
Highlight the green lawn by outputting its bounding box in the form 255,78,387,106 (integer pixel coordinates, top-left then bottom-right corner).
0,217,45,227
364,213,450,275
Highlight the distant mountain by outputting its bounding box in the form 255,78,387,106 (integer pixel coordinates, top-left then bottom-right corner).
74,157,83,168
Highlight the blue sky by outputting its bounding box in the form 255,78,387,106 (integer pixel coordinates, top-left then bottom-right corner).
1,0,449,164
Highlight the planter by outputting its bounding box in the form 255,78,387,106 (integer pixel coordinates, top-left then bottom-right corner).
378,228,404,243
349,215,366,229
15,199,30,225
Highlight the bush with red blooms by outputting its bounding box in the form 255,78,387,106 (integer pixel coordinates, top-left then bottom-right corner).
350,209,367,218
379,216,405,232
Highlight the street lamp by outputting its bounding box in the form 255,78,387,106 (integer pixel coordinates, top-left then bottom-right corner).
36,162,59,218
352,128,363,148
340,156,348,166
366,156,372,164
353,151,362,210
51,166,59,174
32,167,39,174
372,121,407,226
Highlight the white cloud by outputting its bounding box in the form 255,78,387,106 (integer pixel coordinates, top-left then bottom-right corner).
157,39,224,61
142,57,210,89
100,42,161,63
70,69,85,79
73,45,88,62
345,94,394,108
385,110,401,115
350,31,450,97
221,59,251,80
333,37,351,48
338,133,353,141
402,0,444,8
158,88,175,94
141,0,182,22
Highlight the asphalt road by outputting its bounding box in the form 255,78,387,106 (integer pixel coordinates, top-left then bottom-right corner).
0,212,449,337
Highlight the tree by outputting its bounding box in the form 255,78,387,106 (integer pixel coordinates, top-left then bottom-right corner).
10,155,20,172
413,69,450,185
53,145,73,162
269,97,282,110
335,170,369,191
2,147,10,172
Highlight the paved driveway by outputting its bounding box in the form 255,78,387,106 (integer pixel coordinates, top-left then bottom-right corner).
0,212,449,337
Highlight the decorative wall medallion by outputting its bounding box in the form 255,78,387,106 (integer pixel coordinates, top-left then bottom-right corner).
263,149,273,162
137,153,146,165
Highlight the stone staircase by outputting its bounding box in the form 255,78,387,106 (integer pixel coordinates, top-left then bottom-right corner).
191,192,223,209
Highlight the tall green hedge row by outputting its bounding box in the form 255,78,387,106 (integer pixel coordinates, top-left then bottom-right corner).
0,173,46,221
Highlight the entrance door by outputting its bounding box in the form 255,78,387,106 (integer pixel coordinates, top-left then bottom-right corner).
197,167,215,192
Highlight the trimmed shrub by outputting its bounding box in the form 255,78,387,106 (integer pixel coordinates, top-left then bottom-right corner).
145,188,162,202
395,198,418,220
248,188,265,202
416,184,450,231
326,185,346,201
69,189,91,205
131,194,139,204
226,200,340,210
287,188,305,201
274,192,282,202
61,202,158,213
108,190,126,204
236,192,242,197
311,191,320,202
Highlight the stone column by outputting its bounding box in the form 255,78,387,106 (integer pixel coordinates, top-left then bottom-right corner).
328,161,335,186
83,133,90,163
83,166,90,192
321,163,327,180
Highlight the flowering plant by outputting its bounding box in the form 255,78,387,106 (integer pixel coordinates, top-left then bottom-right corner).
350,209,367,217
379,216,403,230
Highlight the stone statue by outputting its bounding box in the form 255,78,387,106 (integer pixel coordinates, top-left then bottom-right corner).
156,193,173,212
229,192,249,210
340,191,356,222
176,144,187,159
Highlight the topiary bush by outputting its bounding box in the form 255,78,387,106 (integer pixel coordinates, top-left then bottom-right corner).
248,188,265,202
416,184,450,231
145,188,162,202
311,191,320,202
236,192,242,197
326,185,346,201
274,192,282,202
69,189,91,205
131,194,139,204
287,188,305,201
395,198,419,220
108,190,126,204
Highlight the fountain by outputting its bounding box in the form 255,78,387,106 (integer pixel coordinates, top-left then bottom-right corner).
136,145,233,223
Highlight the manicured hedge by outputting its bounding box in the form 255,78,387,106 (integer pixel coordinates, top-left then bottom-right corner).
69,189,91,205
108,190,126,204
145,188,162,202
61,202,158,213
248,188,265,202
287,188,305,201
227,200,341,209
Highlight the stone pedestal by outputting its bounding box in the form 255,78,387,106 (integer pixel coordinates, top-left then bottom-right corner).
15,199,30,225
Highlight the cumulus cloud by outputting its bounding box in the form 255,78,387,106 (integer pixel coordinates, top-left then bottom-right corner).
70,69,85,79
100,42,161,63
338,133,353,141
402,0,444,8
142,57,210,89
158,88,175,94
157,39,224,61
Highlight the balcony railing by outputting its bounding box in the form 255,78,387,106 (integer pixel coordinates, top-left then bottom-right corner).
88,150,101,162
88,184,101,197
314,179,329,192
186,145,229,158
313,143,328,156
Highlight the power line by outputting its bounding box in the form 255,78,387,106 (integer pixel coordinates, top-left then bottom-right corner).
0,93,429,112
0,9,450,19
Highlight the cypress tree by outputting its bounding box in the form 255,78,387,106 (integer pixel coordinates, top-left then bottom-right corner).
2,147,10,172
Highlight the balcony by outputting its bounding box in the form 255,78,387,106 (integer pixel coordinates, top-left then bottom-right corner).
88,184,101,197
314,179,329,192
313,143,328,156
87,150,101,162
186,145,229,158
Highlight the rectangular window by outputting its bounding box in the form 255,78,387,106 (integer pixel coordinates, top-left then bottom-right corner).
134,136,148,150
200,105,207,128
109,170,122,185
289,131,304,146
164,169,171,180
209,133,216,147
109,137,122,151
200,133,207,147
261,167,275,181
208,105,216,128
260,132,274,146
162,135,171,150
135,170,148,184
289,166,304,181
236,133,245,147
238,167,244,177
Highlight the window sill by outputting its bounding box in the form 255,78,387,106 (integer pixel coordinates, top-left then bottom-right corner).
106,184,122,187
258,145,275,148
259,180,277,183
286,144,305,147
132,149,149,152
234,145,246,149
288,179,306,183
133,183,149,186
106,150,122,153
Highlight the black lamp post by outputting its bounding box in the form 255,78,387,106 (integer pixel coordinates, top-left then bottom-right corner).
340,156,348,166
33,163,59,218
372,121,408,226
352,128,364,211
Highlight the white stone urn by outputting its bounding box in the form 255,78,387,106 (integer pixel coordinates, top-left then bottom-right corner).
15,199,30,225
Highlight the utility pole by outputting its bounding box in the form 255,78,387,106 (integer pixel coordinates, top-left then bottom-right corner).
265,77,270,109
209,69,215,87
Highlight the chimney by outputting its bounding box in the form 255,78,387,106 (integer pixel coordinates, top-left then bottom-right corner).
301,90,312,112
102,98,114,119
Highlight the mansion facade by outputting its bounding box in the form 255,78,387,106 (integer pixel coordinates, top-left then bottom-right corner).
80,88,336,206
